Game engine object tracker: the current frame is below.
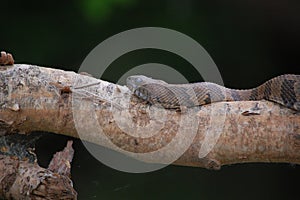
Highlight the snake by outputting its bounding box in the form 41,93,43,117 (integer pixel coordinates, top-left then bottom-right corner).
126,74,300,111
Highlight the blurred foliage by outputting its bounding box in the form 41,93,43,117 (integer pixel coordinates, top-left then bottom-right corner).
78,0,136,23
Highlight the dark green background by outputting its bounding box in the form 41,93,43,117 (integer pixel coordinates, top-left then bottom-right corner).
1,0,299,199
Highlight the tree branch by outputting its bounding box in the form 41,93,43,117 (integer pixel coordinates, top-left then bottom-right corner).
0,141,77,199
0,64,299,171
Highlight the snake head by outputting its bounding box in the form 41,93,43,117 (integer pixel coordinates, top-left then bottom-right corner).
126,75,167,92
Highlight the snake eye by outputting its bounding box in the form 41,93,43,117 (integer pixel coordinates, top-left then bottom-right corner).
135,77,143,83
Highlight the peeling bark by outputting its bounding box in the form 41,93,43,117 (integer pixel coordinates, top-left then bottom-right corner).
0,141,77,199
0,64,299,172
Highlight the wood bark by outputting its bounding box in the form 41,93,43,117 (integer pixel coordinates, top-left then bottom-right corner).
0,141,77,199
0,64,299,171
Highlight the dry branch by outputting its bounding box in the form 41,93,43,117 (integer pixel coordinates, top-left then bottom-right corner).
0,64,299,171
0,141,77,199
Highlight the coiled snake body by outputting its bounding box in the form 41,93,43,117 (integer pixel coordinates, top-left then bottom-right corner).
126,74,300,111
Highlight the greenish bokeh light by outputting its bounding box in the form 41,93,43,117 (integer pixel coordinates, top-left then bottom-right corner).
78,0,136,23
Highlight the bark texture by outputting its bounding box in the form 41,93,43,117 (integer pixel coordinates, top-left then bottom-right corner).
0,141,76,199
0,64,299,171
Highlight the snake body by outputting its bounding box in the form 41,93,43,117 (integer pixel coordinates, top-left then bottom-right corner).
126,74,300,111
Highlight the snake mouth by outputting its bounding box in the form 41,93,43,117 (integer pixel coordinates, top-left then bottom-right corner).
126,77,137,91
133,88,149,101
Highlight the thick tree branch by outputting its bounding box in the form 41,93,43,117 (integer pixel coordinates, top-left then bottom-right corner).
0,64,299,171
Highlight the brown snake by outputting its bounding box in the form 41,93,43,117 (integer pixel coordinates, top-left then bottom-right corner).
126,74,300,111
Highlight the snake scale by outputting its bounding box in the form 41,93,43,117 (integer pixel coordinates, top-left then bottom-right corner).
126,74,300,111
